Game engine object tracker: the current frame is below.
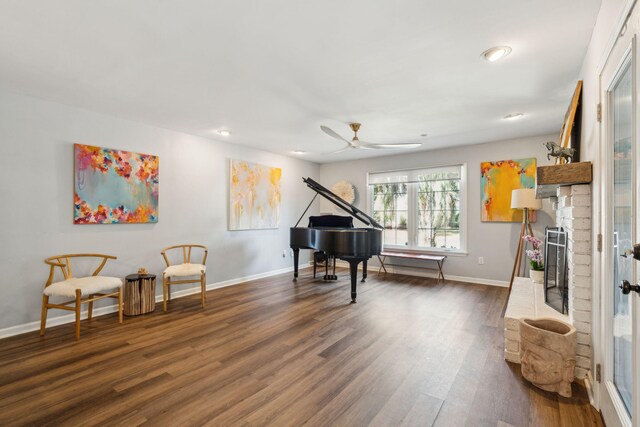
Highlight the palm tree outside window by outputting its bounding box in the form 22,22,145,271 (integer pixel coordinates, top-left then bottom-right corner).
369,164,466,253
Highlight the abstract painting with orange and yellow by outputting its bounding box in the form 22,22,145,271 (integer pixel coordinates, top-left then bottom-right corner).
481,158,536,222
229,159,281,230
74,144,159,224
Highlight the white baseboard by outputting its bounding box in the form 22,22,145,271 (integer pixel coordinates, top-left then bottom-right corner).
0,265,307,340
584,372,596,407
333,260,509,288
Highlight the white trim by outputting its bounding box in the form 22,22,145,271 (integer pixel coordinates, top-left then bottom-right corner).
597,0,638,75
598,31,637,426
333,259,508,287
584,374,596,407
606,380,633,427
366,162,466,177
367,163,467,253
0,265,309,340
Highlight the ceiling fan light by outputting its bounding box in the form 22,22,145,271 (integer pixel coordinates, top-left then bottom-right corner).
481,46,512,62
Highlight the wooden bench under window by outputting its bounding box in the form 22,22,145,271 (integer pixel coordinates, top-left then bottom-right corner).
377,251,446,282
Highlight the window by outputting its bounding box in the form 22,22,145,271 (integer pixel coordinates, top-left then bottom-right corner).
369,164,466,253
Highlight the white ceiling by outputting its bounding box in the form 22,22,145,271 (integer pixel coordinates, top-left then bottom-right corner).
0,1,601,164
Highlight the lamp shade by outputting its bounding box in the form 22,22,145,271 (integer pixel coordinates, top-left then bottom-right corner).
511,188,542,210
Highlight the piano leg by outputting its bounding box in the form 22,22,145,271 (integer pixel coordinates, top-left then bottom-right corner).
293,248,299,279
362,260,368,282
347,259,359,303
325,255,329,277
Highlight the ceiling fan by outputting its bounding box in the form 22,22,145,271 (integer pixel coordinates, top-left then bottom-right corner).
320,123,422,154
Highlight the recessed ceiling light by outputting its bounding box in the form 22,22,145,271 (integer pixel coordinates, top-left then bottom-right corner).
504,113,524,120
217,129,231,136
292,150,306,155
481,46,512,62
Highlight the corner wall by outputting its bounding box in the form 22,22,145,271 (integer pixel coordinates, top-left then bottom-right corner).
0,89,320,331
319,134,556,284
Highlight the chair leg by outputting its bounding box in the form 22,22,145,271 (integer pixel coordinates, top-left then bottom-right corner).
163,275,168,312
40,295,49,336
75,289,82,341
118,288,123,324
88,299,94,321
201,273,206,308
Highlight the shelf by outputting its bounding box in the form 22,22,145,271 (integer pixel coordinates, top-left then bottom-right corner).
535,162,592,198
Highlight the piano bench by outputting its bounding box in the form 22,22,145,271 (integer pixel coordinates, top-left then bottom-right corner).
377,251,446,282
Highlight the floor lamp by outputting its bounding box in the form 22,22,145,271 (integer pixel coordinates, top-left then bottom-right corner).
508,188,542,292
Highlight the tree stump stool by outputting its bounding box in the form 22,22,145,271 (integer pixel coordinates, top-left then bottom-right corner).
124,274,156,316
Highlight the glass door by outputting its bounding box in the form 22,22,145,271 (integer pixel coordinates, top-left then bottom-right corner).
611,55,634,419
600,32,640,427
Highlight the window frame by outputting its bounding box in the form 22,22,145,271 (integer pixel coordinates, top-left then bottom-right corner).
367,163,468,256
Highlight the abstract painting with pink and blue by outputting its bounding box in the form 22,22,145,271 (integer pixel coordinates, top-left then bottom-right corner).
74,144,159,224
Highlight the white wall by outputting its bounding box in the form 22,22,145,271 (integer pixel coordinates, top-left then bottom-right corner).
0,89,320,330
319,135,556,283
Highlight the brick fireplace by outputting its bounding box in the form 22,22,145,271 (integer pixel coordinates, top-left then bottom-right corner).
504,183,592,381
554,184,592,379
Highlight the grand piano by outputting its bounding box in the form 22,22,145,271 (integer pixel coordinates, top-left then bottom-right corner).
290,177,383,303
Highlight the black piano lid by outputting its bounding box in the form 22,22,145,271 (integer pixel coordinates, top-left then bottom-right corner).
302,177,383,230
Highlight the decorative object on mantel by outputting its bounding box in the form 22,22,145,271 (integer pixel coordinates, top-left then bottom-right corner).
535,161,592,198
556,80,582,165
519,317,577,398
331,180,356,204
524,235,544,284
509,188,542,292
137,267,148,275
544,141,575,163
481,158,537,222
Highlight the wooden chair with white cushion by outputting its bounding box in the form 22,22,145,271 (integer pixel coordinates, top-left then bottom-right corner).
41,254,123,340
161,244,208,312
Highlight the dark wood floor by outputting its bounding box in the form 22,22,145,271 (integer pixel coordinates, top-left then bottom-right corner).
0,268,602,427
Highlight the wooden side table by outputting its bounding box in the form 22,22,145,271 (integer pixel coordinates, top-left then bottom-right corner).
123,274,156,316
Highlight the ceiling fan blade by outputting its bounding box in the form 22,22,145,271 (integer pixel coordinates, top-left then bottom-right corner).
361,141,422,150
320,125,355,146
328,147,349,154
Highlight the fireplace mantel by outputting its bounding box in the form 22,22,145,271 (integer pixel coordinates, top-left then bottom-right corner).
536,162,592,198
